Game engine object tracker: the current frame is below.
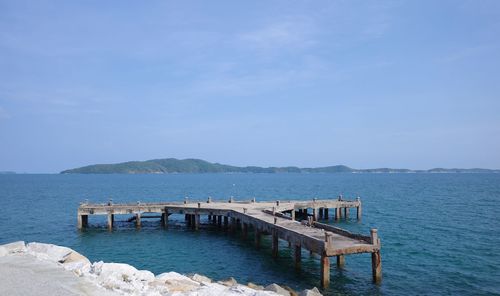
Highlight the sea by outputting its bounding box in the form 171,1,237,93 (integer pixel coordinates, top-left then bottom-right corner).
0,173,499,295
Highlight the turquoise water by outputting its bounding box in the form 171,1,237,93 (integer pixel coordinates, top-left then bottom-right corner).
0,173,499,295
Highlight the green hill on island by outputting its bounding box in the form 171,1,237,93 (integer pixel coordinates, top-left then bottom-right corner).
60,158,499,174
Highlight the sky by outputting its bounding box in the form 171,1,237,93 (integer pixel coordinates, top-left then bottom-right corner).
1,0,499,173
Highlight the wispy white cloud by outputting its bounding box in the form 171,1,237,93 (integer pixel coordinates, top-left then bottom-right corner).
238,18,317,51
438,45,498,63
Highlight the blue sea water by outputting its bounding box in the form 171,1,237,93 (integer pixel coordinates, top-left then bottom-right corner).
0,173,499,295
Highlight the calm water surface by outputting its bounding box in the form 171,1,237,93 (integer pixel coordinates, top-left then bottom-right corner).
1,173,499,295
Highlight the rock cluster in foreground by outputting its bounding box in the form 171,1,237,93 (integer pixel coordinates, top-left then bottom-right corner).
0,241,322,296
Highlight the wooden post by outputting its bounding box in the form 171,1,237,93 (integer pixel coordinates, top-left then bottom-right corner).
255,229,261,248
272,230,279,258
337,255,345,268
320,254,330,288
135,213,141,228
371,228,379,245
107,212,114,231
294,244,301,269
371,228,382,282
372,250,382,283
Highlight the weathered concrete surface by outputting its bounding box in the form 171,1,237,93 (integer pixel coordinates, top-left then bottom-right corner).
0,253,118,296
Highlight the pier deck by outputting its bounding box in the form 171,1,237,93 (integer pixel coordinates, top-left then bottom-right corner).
77,198,381,287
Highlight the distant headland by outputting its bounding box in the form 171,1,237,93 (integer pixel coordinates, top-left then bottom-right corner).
59,158,500,174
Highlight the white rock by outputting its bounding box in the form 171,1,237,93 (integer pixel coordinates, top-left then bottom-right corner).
190,273,212,284
265,283,291,296
299,287,322,296
26,242,73,263
156,271,200,293
0,241,27,257
89,262,155,294
218,277,238,287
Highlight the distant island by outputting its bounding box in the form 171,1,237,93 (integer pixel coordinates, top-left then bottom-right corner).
0,171,16,174
60,158,499,174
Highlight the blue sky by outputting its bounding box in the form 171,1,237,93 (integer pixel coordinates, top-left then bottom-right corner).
1,0,499,172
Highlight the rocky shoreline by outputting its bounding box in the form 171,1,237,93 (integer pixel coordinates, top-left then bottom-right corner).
0,241,322,296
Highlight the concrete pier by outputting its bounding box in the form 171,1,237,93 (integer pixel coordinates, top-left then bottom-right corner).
77,197,379,287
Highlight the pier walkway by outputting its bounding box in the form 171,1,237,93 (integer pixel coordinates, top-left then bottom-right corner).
77,197,381,287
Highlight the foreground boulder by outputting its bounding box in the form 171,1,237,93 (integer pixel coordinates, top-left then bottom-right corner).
189,273,212,284
299,287,322,296
156,271,201,292
0,241,26,257
218,277,238,287
265,283,291,296
90,261,155,294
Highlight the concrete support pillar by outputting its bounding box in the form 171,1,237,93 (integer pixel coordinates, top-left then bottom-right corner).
230,217,236,232
272,230,279,258
194,213,200,230
291,210,295,220
107,212,114,231
212,215,217,223
320,255,330,288
294,245,301,269
162,209,168,228
254,230,261,248
77,214,88,229
242,223,248,239
319,208,324,220
344,207,349,219
339,207,343,219
337,255,345,268
135,213,141,228
372,250,382,283
335,208,340,221
224,216,229,227
190,214,196,229
217,215,222,226
324,208,329,220
357,204,362,220
208,215,212,221
312,208,317,221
